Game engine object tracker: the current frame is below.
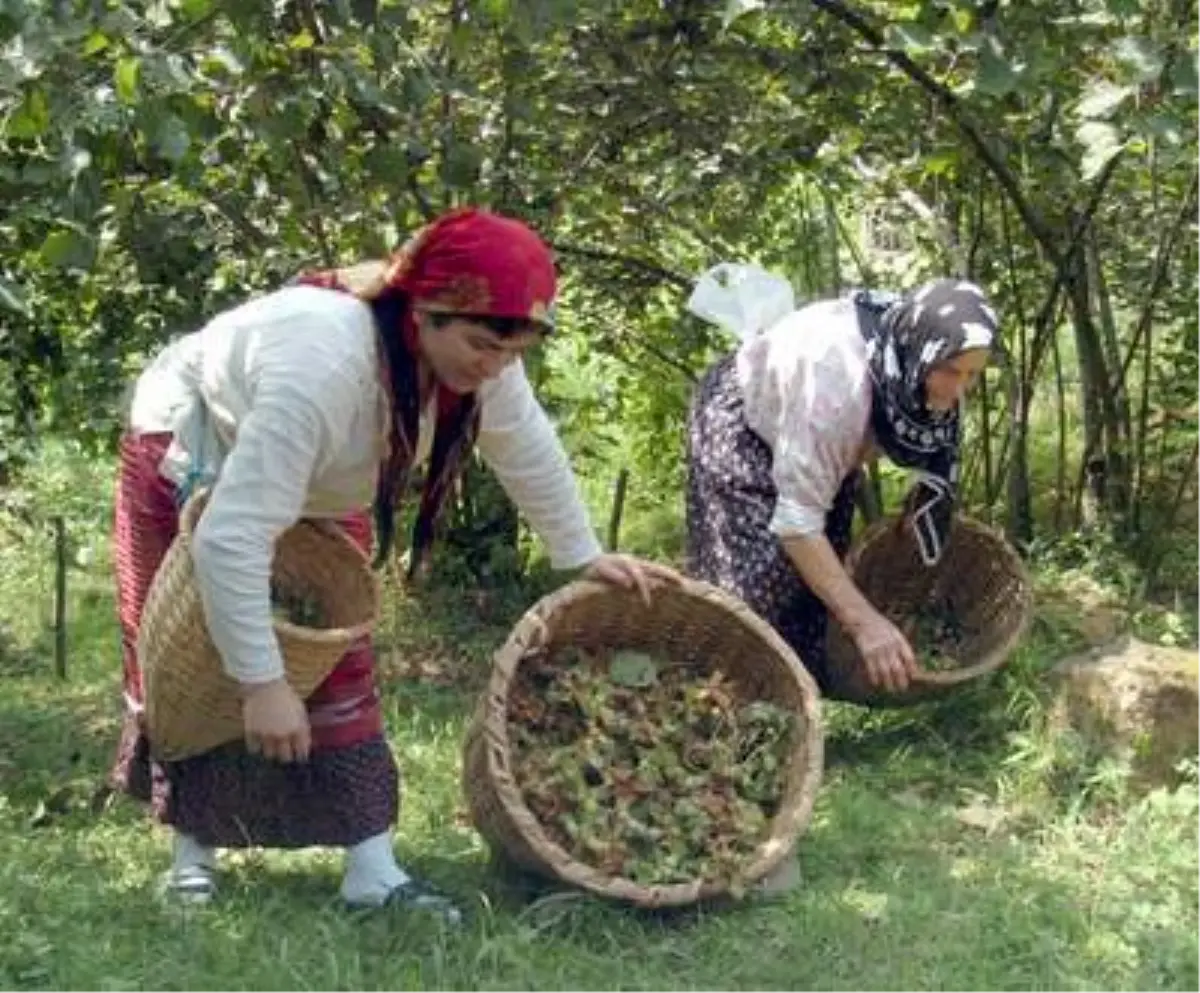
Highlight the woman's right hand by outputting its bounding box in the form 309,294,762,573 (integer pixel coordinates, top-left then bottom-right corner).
849,609,918,693
241,678,311,762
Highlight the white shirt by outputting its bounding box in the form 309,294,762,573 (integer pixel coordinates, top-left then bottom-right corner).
734,298,873,537
129,285,602,684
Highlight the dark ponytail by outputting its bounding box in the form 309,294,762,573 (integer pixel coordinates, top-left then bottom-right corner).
367,291,419,569
364,296,491,575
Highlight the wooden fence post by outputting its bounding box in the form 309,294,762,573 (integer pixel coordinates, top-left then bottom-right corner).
53,515,66,679
607,468,630,552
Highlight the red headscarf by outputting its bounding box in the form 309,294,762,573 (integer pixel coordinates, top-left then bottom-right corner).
293,206,558,571
297,206,557,413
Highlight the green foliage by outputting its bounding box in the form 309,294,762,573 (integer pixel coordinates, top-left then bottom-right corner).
0,0,1193,585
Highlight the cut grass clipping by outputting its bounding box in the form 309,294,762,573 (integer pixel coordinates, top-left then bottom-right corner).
507,646,794,895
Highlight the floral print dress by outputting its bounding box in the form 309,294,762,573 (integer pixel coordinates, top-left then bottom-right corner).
684,299,873,692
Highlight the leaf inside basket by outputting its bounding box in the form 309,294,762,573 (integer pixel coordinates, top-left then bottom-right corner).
270,580,330,629
506,646,796,893
885,595,976,672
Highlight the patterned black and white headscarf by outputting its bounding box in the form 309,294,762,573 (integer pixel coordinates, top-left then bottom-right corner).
853,279,999,566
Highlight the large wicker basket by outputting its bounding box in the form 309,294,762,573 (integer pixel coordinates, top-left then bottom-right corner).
825,514,1032,706
137,489,381,761
461,576,825,910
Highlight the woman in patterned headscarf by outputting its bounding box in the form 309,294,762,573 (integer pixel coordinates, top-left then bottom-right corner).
684,264,999,700
111,206,677,918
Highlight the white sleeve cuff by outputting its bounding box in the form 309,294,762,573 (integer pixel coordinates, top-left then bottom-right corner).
769,496,828,538
548,529,604,571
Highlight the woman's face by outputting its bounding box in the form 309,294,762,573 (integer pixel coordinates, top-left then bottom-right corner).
417,311,542,394
924,347,991,412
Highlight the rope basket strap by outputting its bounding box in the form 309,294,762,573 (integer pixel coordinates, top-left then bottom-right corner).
138,489,381,761
462,576,825,909
825,513,1033,706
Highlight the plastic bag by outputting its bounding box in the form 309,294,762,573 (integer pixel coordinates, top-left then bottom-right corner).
685,263,796,341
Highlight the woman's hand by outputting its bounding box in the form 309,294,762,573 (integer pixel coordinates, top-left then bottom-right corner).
848,609,918,693
241,678,311,762
780,533,919,693
581,553,682,605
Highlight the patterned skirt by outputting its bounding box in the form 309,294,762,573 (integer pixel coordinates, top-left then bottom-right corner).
108,431,400,849
685,355,858,693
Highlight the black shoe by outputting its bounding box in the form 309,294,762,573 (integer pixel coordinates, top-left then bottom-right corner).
347,876,464,926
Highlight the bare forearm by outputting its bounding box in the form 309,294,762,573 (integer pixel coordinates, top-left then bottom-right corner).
783,531,915,692
782,533,876,633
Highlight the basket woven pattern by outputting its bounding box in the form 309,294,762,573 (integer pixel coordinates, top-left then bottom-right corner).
825,514,1032,705
137,490,381,761
462,576,825,909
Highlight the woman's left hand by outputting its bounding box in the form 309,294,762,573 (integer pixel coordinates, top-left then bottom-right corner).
581,553,682,605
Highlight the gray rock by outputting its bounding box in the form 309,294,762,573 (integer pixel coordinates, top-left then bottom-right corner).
1049,636,1198,789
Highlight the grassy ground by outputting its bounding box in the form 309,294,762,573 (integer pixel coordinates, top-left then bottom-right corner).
0,444,1196,991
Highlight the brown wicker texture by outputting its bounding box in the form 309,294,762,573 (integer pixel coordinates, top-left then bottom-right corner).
462,576,825,909
825,514,1032,706
137,489,381,761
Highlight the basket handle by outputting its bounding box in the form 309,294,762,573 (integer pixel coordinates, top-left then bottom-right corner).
303,518,348,542
178,486,211,536
524,614,550,653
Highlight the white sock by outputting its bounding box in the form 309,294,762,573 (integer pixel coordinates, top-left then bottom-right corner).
172,832,216,873
340,832,410,906
163,832,217,903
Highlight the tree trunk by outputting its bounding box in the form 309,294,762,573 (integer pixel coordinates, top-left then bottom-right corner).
1005,367,1034,547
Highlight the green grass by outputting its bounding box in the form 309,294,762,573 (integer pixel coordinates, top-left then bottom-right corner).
0,582,1196,992
0,442,1196,990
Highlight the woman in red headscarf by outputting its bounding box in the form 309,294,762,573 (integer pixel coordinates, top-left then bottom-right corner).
110,207,677,919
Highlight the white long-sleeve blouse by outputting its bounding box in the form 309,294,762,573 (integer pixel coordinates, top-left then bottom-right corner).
733,297,874,537
129,284,602,685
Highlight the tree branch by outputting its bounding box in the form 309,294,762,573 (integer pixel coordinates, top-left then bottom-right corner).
852,155,967,275
550,241,694,291
1066,171,1197,493
810,0,1061,264
1027,148,1127,384
1116,171,1199,391
342,92,436,221
291,148,336,266
616,321,699,383
204,195,271,250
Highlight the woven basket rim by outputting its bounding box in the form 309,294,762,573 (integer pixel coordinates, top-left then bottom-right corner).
845,513,1033,688
179,487,381,643
476,575,825,907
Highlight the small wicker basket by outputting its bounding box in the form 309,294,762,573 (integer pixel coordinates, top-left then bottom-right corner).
825,514,1032,706
462,576,825,909
137,489,381,761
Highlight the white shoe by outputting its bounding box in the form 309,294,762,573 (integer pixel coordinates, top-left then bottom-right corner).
159,864,216,905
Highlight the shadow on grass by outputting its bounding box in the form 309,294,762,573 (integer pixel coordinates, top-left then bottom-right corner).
372,577,556,726
822,682,1018,782
816,634,1065,791
384,781,1196,991
0,673,122,817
